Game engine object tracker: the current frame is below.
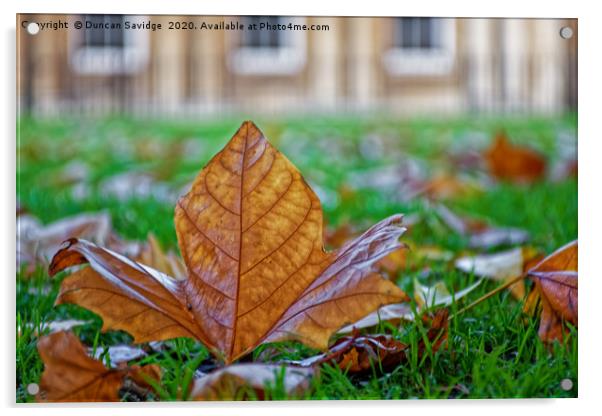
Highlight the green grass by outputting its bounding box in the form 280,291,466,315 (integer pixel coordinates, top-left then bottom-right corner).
16,114,577,402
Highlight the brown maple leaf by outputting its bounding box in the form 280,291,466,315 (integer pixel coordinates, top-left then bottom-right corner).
484,131,546,183
49,121,409,363
525,240,577,342
36,331,160,402
292,309,449,374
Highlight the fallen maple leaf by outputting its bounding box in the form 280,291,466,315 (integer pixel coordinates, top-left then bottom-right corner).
295,309,449,374
484,131,546,183
90,345,148,365
17,212,110,273
338,278,481,333
190,363,314,400
455,247,542,300
413,278,483,309
37,331,160,402
49,121,409,363
17,211,141,275
526,240,577,342
435,203,530,249
18,319,91,337
376,242,453,279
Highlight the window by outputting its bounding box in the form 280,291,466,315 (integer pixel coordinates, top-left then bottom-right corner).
69,15,149,75
394,17,440,49
228,16,306,76
383,17,456,76
240,16,285,48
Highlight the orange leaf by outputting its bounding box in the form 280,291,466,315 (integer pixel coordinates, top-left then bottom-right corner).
484,131,546,183
526,240,578,342
36,331,159,402
50,121,409,363
136,233,187,280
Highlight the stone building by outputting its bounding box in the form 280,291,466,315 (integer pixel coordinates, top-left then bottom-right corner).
17,15,577,117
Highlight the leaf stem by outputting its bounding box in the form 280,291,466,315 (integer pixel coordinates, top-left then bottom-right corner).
448,274,525,321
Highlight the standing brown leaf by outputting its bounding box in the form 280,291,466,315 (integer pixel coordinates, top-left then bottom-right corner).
484,131,546,183
526,240,577,342
37,331,159,402
190,364,314,400
50,121,408,363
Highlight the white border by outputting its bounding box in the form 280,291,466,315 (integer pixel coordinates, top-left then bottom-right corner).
4,1,600,416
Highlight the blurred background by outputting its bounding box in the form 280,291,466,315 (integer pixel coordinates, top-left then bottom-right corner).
16,14,578,262
17,15,577,117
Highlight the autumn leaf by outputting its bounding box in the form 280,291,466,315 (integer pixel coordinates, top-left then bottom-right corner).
136,233,187,280
526,240,577,342
17,211,110,273
18,319,91,337
49,121,409,363
435,203,530,249
376,243,454,278
455,247,542,299
484,131,546,183
295,309,449,374
190,364,314,400
37,331,160,402
421,174,482,201
413,278,483,309
17,210,141,275
338,279,481,333
90,345,148,365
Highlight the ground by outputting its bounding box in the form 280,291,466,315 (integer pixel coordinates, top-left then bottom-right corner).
16,114,578,401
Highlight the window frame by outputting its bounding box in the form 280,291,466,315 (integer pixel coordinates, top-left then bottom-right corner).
382,17,456,77
68,15,149,75
227,17,307,76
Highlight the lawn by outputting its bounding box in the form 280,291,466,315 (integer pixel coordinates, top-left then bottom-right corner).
16,114,578,401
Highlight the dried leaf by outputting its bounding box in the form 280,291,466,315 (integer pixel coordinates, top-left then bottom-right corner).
190,364,314,400
37,331,159,402
99,172,178,203
19,319,91,337
413,278,483,309
51,240,203,344
296,309,449,374
377,243,453,278
50,121,409,363
421,174,483,201
324,223,356,249
17,212,111,273
484,131,546,183
526,240,577,342
90,345,147,365
338,279,481,333
136,233,187,280
337,303,414,334
435,203,530,249
455,247,542,299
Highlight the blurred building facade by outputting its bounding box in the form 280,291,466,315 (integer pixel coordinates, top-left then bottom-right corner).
17,15,577,117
